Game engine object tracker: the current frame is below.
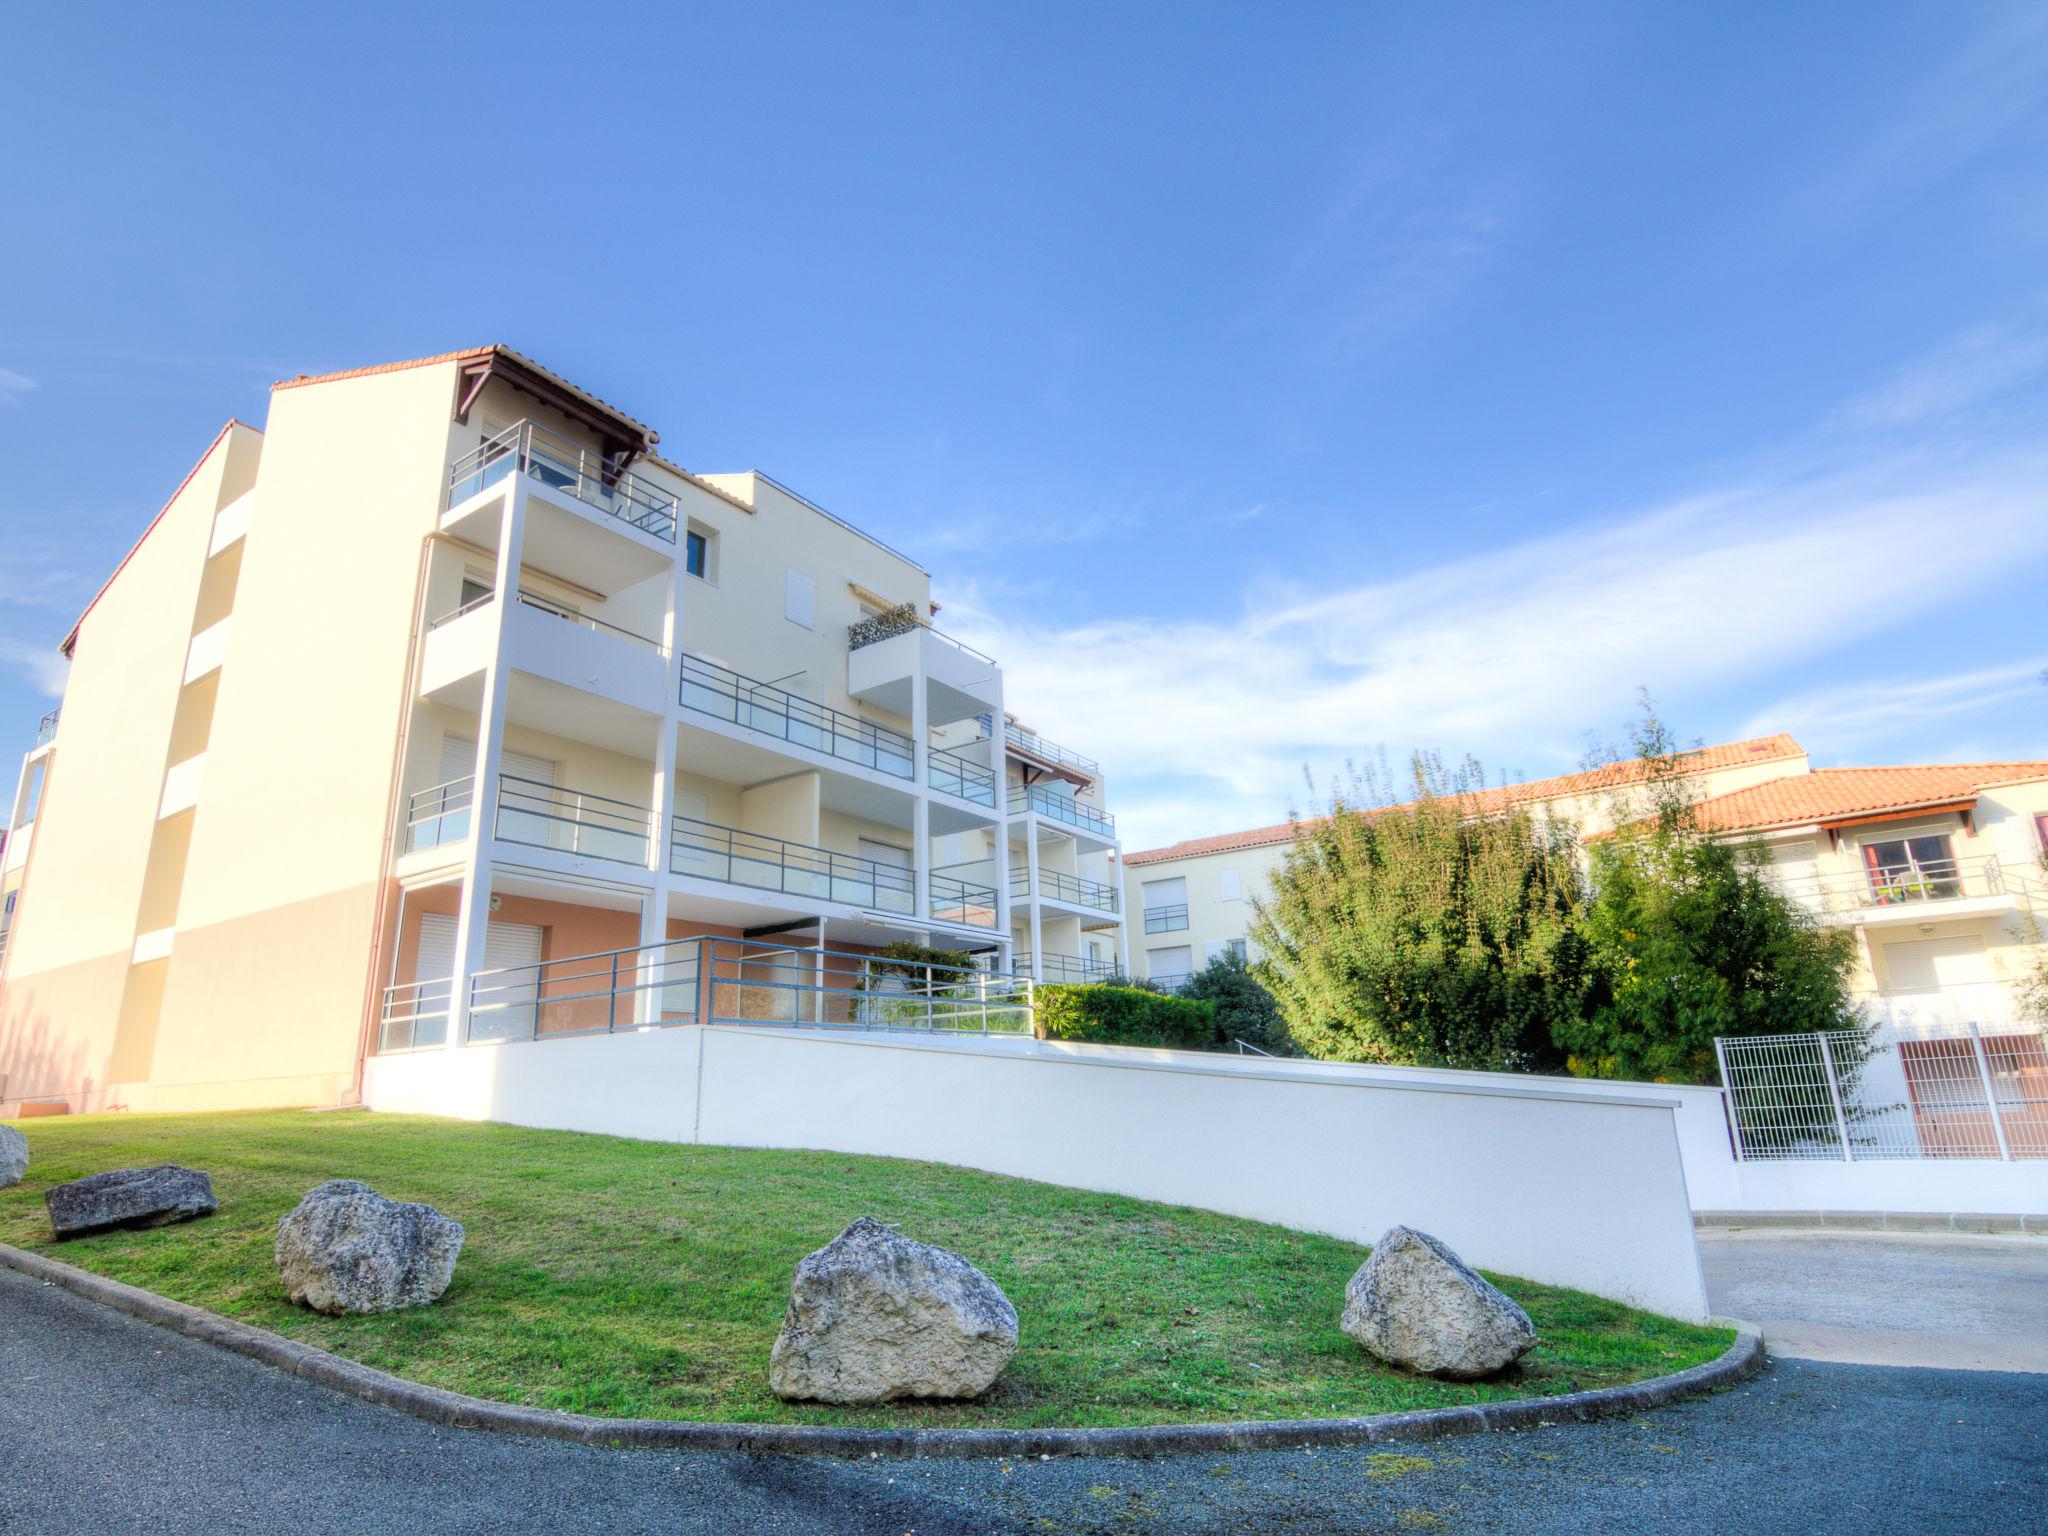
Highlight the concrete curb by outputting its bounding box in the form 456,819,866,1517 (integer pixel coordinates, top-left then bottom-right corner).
1695,1210,2048,1236
0,1241,1764,1460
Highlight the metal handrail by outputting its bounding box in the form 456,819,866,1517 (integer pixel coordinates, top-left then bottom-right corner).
33,708,59,748
1017,951,1118,984
1004,721,1098,777
378,933,1033,1047
447,419,678,543
1773,854,2008,914
428,591,495,630
405,776,475,853
515,591,666,654
1143,903,1190,934
1009,785,1117,839
846,611,1000,667
928,743,997,806
670,816,916,913
680,653,912,779
496,774,651,866
929,872,999,928
1011,868,1120,912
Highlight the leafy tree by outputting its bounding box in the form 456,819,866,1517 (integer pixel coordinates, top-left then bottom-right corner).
1247,754,1588,1071
1174,951,1296,1055
1558,700,1860,1084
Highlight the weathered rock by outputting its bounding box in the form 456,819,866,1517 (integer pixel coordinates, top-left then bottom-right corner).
769,1217,1018,1404
0,1124,26,1189
1340,1225,1538,1380
274,1180,464,1315
45,1165,216,1238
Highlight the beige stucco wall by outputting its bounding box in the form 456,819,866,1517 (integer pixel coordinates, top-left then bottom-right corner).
0,422,261,1109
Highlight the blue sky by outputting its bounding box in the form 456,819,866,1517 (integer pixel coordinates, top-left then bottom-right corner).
1,1,2043,849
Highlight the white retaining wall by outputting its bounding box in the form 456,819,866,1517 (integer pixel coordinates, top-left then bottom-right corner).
364,1025,1712,1320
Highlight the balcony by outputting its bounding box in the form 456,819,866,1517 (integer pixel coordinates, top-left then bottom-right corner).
1143,903,1189,934
997,718,1098,781
1011,868,1121,914
929,743,997,807
846,614,1001,727
421,588,670,716
1017,951,1118,985
681,653,912,780
930,871,998,929
33,708,59,749
378,934,1032,1050
449,420,677,543
1009,785,1117,842
1775,854,2025,925
670,817,914,915
404,774,653,868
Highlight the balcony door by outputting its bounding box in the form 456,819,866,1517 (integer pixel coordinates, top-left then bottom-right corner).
415,911,544,1042
1860,834,1959,902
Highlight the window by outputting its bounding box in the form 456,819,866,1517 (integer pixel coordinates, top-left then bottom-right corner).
2037,813,2048,855
784,568,814,628
1142,876,1189,934
1204,939,1248,965
1147,945,1193,985
460,575,492,608
1861,835,1959,903
1218,868,1242,901
685,526,712,581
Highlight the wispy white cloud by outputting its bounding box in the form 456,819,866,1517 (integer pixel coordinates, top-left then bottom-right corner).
915,503,1146,557
1205,502,1269,528
1738,661,2048,761
0,367,36,403
941,448,2048,849
1832,319,2048,432
0,543,98,615
0,638,68,698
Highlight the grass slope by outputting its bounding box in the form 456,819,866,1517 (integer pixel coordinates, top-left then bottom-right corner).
0,1110,1731,1429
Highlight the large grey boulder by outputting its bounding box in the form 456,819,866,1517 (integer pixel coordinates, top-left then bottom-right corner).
274,1180,464,1315
45,1165,216,1238
769,1217,1018,1404
1340,1225,1538,1380
0,1124,26,1189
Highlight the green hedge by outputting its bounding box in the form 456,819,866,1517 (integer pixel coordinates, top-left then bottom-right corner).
1035,983,1218,1049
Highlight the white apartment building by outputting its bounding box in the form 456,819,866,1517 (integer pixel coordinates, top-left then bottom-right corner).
1121,736,2048,1040
0,346,1126,1116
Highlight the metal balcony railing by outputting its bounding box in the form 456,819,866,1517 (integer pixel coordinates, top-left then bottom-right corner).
33,708,59,748
447,419,678,543
928,743,997,807
929,872,998,928
496,775,651,866
1002,720,1098,778
1773,854,2013,917
1010,868,1121,913
846,610,999,666
1143,903,1190,934
404,776,475,852
681,654,912,779
1008,784,1116,839
428,588,667,655
670,817,915,914
378,935,1033,1049
1017,951,1118,985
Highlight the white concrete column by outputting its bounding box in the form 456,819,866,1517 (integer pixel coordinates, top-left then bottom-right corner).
1024,825,1043,981
1114,860,1133,980
911,650,931,932
986,686,1012,969
447,480,526,1047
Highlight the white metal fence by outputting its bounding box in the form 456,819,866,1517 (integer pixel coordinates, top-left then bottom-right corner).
1717,1024,2048,1162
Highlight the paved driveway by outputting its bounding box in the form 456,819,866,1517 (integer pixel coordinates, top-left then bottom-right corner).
1697,1228,2048,1372
4,1256,2044,1535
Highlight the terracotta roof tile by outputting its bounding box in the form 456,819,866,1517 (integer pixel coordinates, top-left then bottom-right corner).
1121,734,1807,866
274,345,656,443
1689,763,2048,834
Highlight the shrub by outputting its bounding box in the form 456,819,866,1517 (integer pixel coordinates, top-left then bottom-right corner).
1035,983,1217,1050
1174,953,1295,1055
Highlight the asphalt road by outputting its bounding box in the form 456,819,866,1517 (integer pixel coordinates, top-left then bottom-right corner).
1696,1228,2048,1372
3,1256,2044,1535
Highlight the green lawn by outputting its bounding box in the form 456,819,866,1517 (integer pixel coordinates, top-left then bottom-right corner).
0,1110,1731,1429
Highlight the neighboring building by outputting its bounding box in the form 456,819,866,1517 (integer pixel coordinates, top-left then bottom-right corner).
0,346,1126,1116
1687,764,2048,1034
1119,734,1811,986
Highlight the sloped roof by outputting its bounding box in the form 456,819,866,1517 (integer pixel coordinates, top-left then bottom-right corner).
1689,763,2048,835
1121,734,1807,867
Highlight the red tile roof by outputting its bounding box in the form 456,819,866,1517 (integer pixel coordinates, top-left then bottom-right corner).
274,344,657,444
1122,734,1808,865
1689,763,2048,835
